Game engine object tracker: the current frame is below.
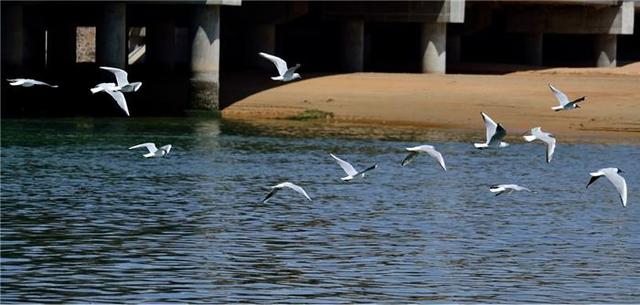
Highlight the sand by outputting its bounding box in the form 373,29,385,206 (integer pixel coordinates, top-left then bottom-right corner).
223,63,640,144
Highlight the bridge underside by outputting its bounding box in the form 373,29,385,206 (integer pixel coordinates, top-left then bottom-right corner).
1,1,637,117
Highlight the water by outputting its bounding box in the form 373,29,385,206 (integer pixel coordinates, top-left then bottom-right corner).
2,118,639,303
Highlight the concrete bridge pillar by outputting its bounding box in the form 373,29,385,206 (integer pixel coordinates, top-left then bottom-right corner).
189,5,221,111
448,34,461,64
2,3,24,71
97,2,126,68
247,24,276,70
341,20,364,72
23,5,46,72
524,32,543,66
148,19,176,71
48,21,76,72
421,22,447,74
594,34,617,67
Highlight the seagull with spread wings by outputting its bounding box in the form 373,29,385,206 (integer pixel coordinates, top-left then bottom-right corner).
549,83,585,111
259,52,301,82
474,112,509,149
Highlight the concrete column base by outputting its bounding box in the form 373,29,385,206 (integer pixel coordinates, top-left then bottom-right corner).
594,34,616,67
190,5,220,111
342,20,364,72
421,22,446,74
524,32,543,66
189,76,219,111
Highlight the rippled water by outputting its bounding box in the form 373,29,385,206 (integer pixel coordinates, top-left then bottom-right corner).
2,118,639,303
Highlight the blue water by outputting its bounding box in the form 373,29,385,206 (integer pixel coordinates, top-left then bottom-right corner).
1,118,639,303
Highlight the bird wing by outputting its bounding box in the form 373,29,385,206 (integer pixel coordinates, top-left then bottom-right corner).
283,64,300,79
532,128,556,163
401,151,419,167
281,182,312,201
259,52,288,76
489,123,507,145
355,163,378,177
424,148,447,171
262,188,280,203
481,112,498,143
129,143,157,153
604,171,628,207
330,153,358,176
100,66,130,87
159,144,172,155
31,80,58,87
104,89,130,116
549,84,570,106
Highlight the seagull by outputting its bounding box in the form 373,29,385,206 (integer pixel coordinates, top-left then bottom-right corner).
90,82,130,116
474,112,509,149
263,182,312,203
401,145,447,171
586,168,627,207
549,83,585,111
489,184,534,196
329,153,378,181
129,143,172,158
523,127,556,163
6,78,58,88
258,52,301,82
99,66,142,93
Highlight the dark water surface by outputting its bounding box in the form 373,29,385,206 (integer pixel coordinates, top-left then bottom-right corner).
2,118,639,303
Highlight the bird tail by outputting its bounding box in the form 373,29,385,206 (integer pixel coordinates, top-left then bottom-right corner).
523,135,537,142
90,87,102,94
474,143,488,149
341,176,353,181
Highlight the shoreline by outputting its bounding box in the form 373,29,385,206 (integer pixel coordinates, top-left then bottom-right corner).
223,65,640,144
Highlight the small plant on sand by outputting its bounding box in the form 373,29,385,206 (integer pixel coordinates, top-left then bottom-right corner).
285,109,334,121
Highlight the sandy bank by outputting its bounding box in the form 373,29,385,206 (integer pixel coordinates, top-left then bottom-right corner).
223,64,640,144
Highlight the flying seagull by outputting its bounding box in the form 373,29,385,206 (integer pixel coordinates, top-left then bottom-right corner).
258,52,301,82
523,127,557,163
489,184,533,196
549,83,585,111
330,153,378,181
129,143,172,158
99,66,142,93
7,78,57,88
401,145,447,171
474,112,509,149
263,182,312,203
586,168,627,207
90,82,130,116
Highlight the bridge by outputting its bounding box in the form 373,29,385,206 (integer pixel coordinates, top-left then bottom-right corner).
1,1,637,117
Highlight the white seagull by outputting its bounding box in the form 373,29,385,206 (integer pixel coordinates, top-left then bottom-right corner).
586,168,627,207
489,184,534,196
263,182,312,203
474,112,509,149
258,52,301,82
7,78,58,88
523,127,557,163
330,153,378,181
129,143,172,158
99,66,142,93
549,83,585,111
401,145,447,171
90,82,130,116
